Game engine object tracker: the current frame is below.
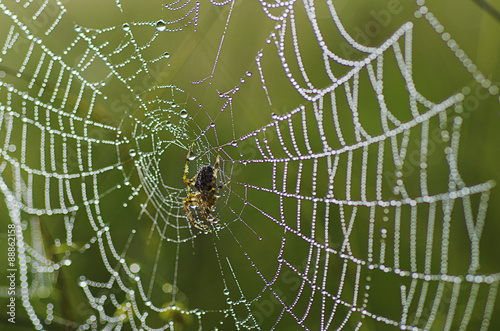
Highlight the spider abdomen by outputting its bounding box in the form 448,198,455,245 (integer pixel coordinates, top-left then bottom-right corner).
194,165,214,192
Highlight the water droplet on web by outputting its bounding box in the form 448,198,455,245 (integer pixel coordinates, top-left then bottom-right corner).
180,109,188,118
223,288,230,296
156,20,166,32
122,23,130,32
165,121,172,127
246,71,252,77
74,25,81,32
129,149,136,157
163,52,170,58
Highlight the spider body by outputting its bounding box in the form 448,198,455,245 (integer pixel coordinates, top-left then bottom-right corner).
195,166,215,192
183,143,228,232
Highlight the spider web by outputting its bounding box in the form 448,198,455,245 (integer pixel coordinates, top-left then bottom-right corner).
0,0,499,330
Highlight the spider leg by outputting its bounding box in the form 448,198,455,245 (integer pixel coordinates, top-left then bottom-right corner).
212,149,221,184
192,194,219,228
218,181,230,189
199,205,220,228
211,148,229,193
211,149,230,190
183,142,196,185
183,196,210,232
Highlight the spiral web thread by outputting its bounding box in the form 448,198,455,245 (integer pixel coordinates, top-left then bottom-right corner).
0,0,499,330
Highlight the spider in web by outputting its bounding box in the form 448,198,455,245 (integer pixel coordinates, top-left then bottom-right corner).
182,142,229,232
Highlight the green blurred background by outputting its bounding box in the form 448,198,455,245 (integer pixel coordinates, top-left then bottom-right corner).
0,0,500,330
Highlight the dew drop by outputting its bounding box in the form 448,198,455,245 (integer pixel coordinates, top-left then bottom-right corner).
163,52,170,58
223,288,230,296
246,71,252,77
156,20,166,32
165,121,172,127
129,149,136,157
122,23,130,32
180,109,188,118
74,25,81,33
188,152,197,161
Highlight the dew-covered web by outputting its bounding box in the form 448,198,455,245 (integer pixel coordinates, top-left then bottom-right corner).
0,0,499,330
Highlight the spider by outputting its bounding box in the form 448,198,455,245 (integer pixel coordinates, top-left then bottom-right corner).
182,143,229,232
